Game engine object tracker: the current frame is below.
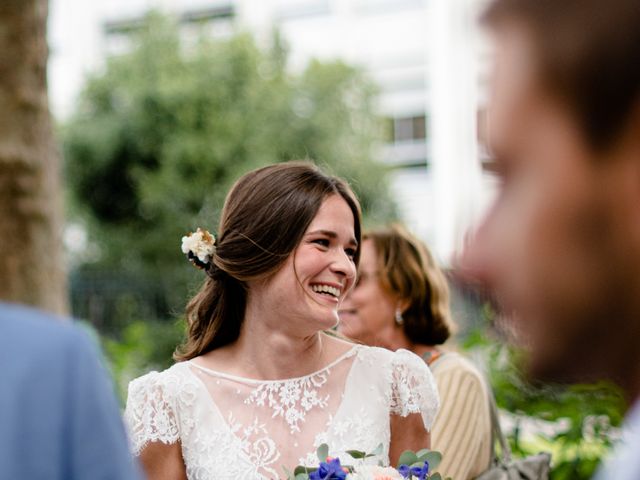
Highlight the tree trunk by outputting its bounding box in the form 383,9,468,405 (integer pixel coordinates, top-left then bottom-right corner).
0,0,67,314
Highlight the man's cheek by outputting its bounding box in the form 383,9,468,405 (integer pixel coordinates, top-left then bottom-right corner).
498,189,539,257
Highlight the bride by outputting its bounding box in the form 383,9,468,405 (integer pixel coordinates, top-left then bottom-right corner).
125,161,439,479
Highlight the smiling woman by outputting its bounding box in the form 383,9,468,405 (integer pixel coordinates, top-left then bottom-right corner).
124,161,439,480
176,161,362,356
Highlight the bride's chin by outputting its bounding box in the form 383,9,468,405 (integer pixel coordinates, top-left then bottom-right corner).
311,312,340,332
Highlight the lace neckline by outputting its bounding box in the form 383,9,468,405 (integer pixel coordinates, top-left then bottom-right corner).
187,344,359,384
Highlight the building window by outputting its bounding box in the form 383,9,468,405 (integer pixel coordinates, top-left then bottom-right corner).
388,114,427,143
181,6,234,24
275,0,330,20
354,0,426,15
103,5,236,56
382,114,428,167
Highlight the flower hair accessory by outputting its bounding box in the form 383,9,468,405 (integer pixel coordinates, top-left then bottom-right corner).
181,227,216,270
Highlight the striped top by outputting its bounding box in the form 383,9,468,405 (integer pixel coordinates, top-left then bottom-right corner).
429,352,492,479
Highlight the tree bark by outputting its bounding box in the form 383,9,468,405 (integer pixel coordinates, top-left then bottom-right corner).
0,0,68,314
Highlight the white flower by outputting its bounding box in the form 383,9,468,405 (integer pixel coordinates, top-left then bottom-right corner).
181,227,216,264
349,465,404,480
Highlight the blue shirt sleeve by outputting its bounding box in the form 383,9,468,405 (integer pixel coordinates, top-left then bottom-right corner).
0,305,144,480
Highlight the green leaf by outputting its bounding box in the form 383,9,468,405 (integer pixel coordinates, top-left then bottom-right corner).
397,451,418,467
294,466,315,475
316,444,329,462
416,448,431,458
345,449,367,459
429,473,442,480
422,451,442,471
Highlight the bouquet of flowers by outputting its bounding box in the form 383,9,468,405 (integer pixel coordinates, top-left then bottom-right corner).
284,444,451,480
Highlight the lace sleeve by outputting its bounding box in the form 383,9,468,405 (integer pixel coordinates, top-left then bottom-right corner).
389,349,440,431
124,371,180,456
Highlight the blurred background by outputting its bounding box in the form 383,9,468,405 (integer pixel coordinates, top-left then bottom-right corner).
0,1,626,478
49,0,498,262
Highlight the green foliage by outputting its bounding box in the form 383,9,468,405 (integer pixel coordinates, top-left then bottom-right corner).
413,449,442,471
63,13,395,332
345,443,383,460
103,318,184,403
317,444,330,462
397,450,419,467
462,320,626,480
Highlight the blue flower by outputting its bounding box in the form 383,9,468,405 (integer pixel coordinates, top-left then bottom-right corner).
398,461,430,479
412,461,430,480
309,458,347,480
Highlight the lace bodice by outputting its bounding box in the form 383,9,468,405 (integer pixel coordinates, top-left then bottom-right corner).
124,345,439,479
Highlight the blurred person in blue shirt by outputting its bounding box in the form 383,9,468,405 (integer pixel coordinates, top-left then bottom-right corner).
460,0,640,478
0,302,142,479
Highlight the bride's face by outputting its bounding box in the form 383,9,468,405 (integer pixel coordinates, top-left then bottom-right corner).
250,194,358,333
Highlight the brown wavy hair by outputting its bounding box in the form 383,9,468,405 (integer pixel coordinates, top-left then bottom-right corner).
366,224,453,345
174,161,362,360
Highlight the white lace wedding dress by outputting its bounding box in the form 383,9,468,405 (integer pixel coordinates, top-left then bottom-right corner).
125,345,439,479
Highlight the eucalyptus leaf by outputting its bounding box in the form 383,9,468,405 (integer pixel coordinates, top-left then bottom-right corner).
316,444,329,462
423,451,442,470
397,450,418,467
345,449,367,459
430,473,442,480
416,448,430,458
294,466,315,475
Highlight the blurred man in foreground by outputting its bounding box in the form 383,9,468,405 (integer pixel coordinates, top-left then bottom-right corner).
461,0,640,478
0,302,142,479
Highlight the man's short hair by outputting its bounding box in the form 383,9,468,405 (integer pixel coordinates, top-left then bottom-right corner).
482,0,640,151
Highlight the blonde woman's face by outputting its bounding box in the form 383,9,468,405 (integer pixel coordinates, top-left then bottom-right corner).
338,240,398,347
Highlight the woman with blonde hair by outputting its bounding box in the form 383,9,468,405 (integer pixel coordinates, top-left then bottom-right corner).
339,224,492,480
125,163,439,479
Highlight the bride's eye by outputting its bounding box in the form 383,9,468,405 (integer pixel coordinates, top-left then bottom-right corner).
312,238,330,248
344,248,356,259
